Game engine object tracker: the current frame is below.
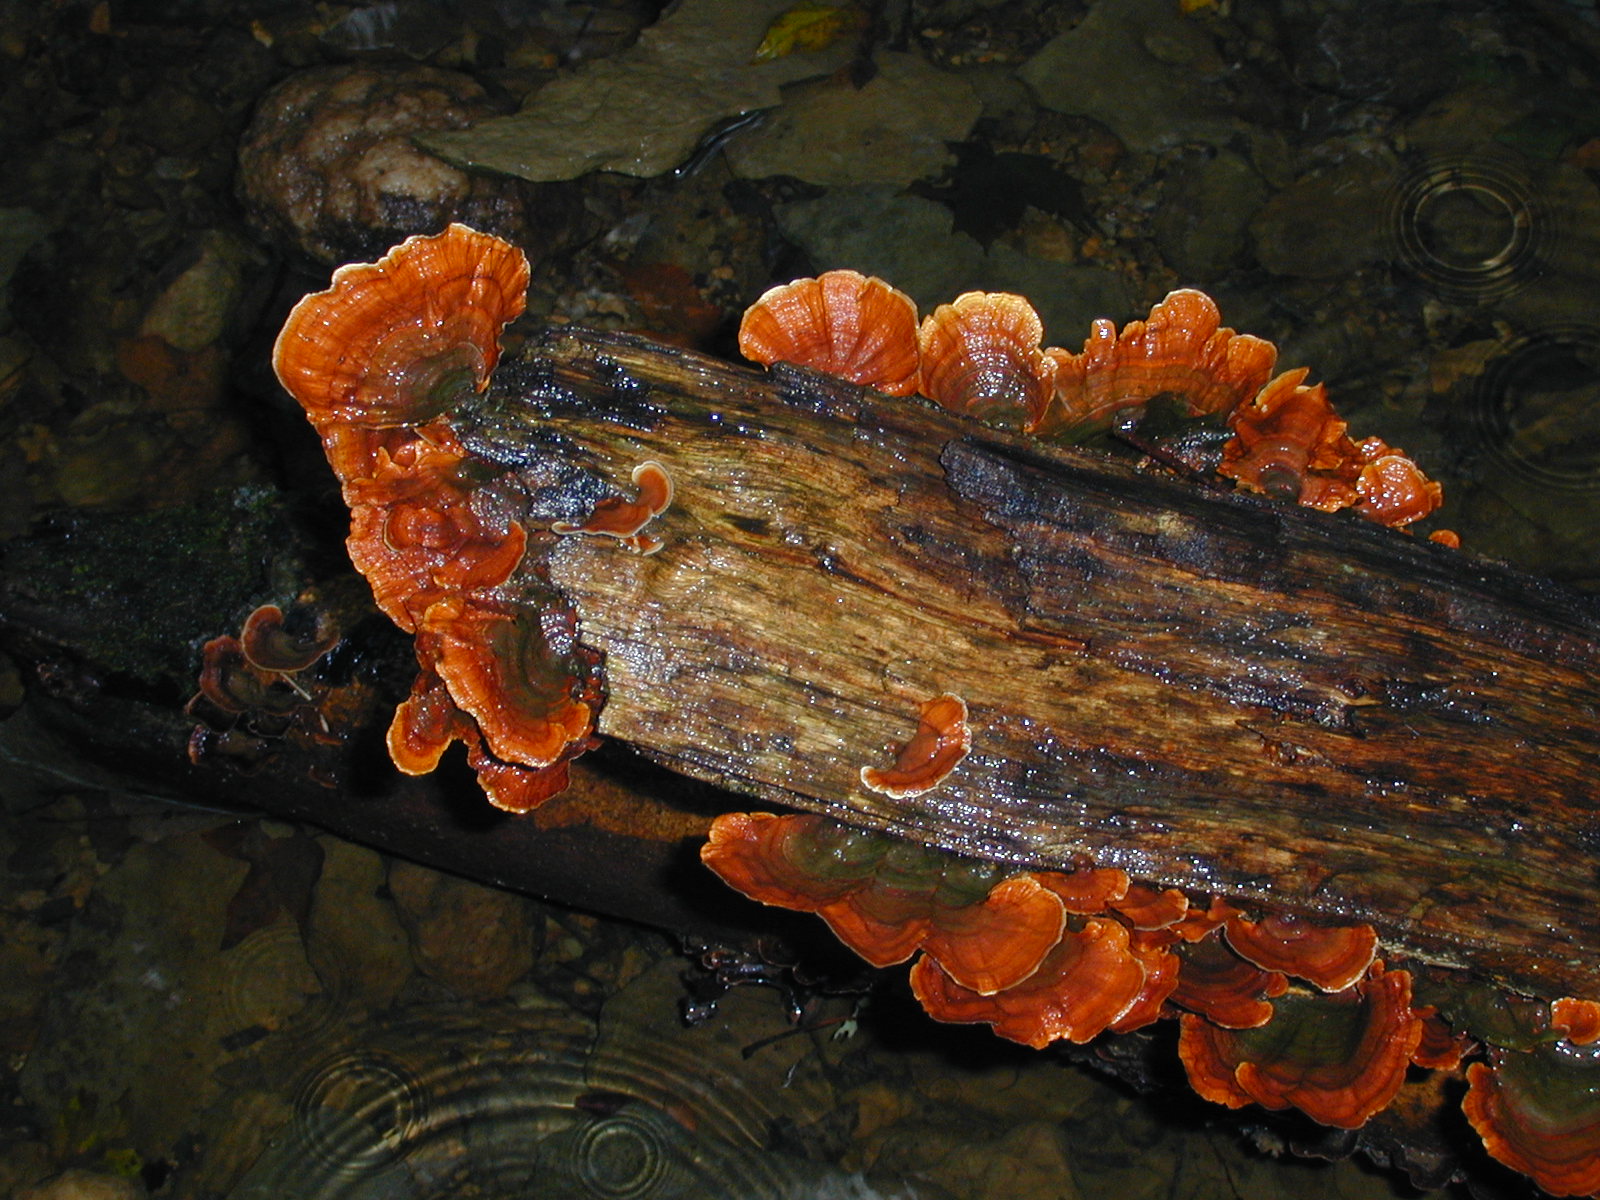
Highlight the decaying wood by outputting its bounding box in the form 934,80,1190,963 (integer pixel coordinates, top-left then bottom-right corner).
458,325,1600,1001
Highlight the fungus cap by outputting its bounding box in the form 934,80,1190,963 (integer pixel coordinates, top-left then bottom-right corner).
1463,1042,1600,1197
1036,289,1278,439
917,292,1056,427
739,270,922,396
910,915,1147,1048
1223,911,1379,993
1177,962,1421,1129
859,693,971,798
273,224,529,430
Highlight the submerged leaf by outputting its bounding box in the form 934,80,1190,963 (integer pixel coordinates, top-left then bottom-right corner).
754,1,866,62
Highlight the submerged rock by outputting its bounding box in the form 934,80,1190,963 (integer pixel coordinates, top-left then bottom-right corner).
417,0,855,181
724,52,981,187
387,859,541,1000
1019,0,1239,153
13,1168,141,1200
237,63,575,264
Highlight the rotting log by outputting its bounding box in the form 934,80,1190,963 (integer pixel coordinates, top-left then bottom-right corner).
456,324,1600,1002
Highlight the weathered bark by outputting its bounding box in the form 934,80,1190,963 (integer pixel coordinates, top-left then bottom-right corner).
456,325,1600,1001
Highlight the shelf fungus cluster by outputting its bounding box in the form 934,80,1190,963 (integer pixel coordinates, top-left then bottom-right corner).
739,271,1449,538
704,811,1600,1194
273,224,607,812
274,227,1594,1195
186,600,346,776
729,273,1600,1192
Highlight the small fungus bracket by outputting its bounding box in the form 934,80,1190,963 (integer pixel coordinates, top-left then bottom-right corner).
859,693,972,798
552,459,675,554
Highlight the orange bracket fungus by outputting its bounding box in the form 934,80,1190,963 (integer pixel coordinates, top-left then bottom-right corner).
736,274,1449,536
1464,1042,1600,1196
1108,882,1190,932
196,634,306,720
1222,911,1379,994
187,601,348,777
1552,997,1600,1046
916,292,1056,427
1218,370,1356,509
273,222,529,430
273,224,603,811
1410,1007,1475,1071
701,812,1065,993
552,459,673,554
1351,437,1445,528
1177,962,1422,1129
238,602,340,674
738,269,922,396
1169,929,1289,1030
910,914,1149,1048
1037,288,1279,440
858,692,971,799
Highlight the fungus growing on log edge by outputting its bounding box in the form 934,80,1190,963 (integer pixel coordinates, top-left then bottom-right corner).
1464,1042,1600,1196
1177,962,1421,1129
721,266,1600,1190
1223,910,1379,993
272,224,602,811
1038,288,1279,439
738,275,1449,534
917,292,1055,427
738,269,922,396
239,602,340,673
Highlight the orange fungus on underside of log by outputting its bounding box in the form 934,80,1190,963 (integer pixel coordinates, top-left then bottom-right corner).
1223,910,1379,993
1552,997,1600,1046
272,224,601,811
910,913,1150,1048
1464,1042,1600,1197
1169,926,1288,1029
1177,962,1421,1129
700,812,1063,992
238,602,340,673
706,811,1600,1197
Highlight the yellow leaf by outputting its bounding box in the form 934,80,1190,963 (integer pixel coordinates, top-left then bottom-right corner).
753,1,866,63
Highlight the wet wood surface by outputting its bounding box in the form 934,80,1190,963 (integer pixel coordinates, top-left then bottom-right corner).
460,325,1600,1001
